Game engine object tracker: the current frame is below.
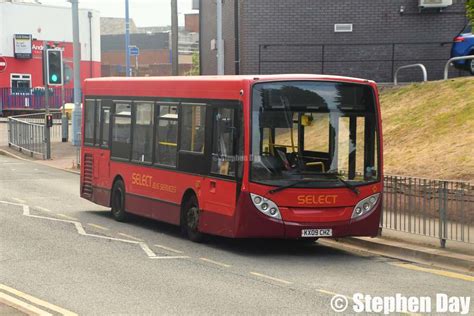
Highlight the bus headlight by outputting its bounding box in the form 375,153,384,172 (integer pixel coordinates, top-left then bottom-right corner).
250,193,281,220
352,193,380,219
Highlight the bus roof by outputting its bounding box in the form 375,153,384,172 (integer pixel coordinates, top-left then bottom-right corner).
84,74,376,99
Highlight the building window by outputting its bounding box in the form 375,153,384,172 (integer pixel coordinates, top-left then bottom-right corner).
155,104,179,166
111,102,132,160
180,104,206,153
10,74,31,93
84,99,95,145
132,102,154,163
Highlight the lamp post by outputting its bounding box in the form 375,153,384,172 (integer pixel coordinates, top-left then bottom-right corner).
125,0,131,76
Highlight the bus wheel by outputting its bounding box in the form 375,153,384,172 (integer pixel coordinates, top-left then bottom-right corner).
184,196,204,242
111,180,129,222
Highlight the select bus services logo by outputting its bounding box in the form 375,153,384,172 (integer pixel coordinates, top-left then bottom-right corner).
330,293,471,315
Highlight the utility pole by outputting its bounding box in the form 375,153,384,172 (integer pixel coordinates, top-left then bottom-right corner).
216,0,224,75
125,0,131,77
171,0,178,76
70,0,81,147
43,41,51,159
61,83,67,142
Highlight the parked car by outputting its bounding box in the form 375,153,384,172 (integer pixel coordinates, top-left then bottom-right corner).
451,23,474,75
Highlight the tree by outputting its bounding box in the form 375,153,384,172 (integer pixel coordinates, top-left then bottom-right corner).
467,0,474,25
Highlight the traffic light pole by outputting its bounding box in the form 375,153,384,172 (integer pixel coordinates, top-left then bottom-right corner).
71,0,82,147
61,85,68,142
43,41,51,159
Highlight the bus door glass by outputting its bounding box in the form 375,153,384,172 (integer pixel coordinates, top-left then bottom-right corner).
201,104,240,217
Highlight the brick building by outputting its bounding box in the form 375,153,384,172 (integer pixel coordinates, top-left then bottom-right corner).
199,0,470,82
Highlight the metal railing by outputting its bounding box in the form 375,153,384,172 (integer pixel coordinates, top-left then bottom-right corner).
0,87,74,112
8,111,63,159
443,55,474,80
258,41,459,82
394,64,427,85
382,175,473,247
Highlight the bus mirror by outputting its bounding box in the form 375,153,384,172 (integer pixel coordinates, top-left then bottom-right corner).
301,114,313,126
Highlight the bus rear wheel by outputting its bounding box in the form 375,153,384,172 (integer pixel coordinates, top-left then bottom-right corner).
183,195,205,242
111,179,129,222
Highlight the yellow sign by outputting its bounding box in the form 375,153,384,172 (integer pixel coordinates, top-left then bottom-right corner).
131,173,177,194
297,194,338,205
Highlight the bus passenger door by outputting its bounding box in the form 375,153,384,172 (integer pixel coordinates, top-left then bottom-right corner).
97,100,112,186
201,105,240,236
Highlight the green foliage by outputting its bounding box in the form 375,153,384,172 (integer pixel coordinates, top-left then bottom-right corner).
467,0,474,25
186,51,200,76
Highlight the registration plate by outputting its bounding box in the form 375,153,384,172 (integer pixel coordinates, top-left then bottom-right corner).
301,228,333,237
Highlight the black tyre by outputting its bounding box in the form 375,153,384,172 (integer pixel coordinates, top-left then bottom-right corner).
469,59,474,76
183,195,205,242
111,179,129,222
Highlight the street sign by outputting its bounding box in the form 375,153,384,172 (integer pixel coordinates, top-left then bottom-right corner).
0,57,7,72
129,46,139,56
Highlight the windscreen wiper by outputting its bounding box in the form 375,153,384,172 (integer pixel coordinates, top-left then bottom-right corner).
268,179,320,194
322,173,360,196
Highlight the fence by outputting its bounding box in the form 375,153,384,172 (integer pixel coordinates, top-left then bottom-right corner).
8,111,63,159
0,87,74,112
257,41,466,82
382,176,474,247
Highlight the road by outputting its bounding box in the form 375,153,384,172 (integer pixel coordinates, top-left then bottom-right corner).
0,154,471,315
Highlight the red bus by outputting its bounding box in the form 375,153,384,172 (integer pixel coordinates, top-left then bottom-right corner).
81,74,383,242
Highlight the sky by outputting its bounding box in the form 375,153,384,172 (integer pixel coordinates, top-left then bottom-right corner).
39,0,197,27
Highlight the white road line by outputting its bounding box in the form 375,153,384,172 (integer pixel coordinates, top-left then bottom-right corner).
149,256,189,259
118,233,144,242
0,292,53,316
87,223,109,231
154,244,184,254
0,200,183,260
56,214,79,221
0,284,78,316
199,257,231,268
250,272,292,285
35,206,52,213
11,198,26,204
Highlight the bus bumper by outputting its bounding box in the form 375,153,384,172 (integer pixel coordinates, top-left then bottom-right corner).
234,192,381,239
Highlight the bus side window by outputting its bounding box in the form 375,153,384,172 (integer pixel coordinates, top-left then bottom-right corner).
111,102,132,160
155,104,178,167
180,104,206,153
94,100,102,146
211,108,236,177
131,101,154,163
84,99,95,145
100,105,111,148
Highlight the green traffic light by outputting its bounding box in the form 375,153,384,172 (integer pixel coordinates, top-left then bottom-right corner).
51,74,58,82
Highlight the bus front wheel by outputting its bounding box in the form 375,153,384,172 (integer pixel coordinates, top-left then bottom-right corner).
111,180,129,222
183,195,205,242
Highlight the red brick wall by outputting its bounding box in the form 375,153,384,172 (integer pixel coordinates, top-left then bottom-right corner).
185,14,199,33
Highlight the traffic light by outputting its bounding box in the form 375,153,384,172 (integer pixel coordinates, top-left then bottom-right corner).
46,49,63,85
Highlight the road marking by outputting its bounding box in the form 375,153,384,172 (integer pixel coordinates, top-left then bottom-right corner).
87,223,109,231
118,233,143,241
11,198,26,204
56,213,78,221
0,291,53,316
35,206,52,213
0,200,180,260
250,272,292,285
149,256,189,259
392,263,474,282
154,244,184,254
0,284,78,316
199,257,231,268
